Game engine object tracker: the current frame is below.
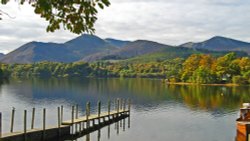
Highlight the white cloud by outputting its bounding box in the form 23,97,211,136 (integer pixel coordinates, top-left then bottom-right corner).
0,0,250,53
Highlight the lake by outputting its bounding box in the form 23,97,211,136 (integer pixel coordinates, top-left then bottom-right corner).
0,78,249,141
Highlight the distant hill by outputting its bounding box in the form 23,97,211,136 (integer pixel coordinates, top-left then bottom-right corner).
105,38,131,48
65,34,118,58
0,53,4,59
180,36,250,54
0,34,119,64
122,48,248,63
82,38,249,63
0,42,77,64
81,40,171,62
1,35,249,64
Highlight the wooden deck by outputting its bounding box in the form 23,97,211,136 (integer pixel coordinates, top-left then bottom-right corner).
62,110,129,125
0,99,131,141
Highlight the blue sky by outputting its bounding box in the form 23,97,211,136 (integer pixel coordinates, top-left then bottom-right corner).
0,0,250,54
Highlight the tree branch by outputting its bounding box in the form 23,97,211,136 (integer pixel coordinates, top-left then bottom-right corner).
0,9,15,19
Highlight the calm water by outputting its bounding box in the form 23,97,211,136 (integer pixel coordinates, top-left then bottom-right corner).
0,78,250,141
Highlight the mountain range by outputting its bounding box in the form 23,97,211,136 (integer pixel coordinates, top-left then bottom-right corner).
0,34,249,64
180,36,250,54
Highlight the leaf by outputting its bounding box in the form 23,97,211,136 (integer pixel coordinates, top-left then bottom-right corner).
98,3,104,9
1,0,111,34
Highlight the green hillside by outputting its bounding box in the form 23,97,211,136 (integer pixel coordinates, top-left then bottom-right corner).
121,47,248,63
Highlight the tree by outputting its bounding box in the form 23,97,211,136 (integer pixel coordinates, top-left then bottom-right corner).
237,57,250,75
215,52,239,82
192,67,217,84
181,54,201,82
0,0,110,34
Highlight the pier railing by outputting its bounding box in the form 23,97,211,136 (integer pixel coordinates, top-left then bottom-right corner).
0,98,131,141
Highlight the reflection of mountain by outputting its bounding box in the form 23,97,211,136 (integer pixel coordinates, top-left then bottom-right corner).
6,78,250,112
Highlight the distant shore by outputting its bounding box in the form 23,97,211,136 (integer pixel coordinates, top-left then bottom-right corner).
164,82,240,86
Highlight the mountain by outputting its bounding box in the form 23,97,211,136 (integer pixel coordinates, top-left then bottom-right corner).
0,34,119,64
0,42,77,64
180,36,250,54
1,35,249,64
105,38,131,48
122,48,248,63
65,34,118,58
0,53,4,59
81,40,171,62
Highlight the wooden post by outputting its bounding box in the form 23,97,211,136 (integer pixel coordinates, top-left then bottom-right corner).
24,110,27,141
120,99,123,111
71,106,75,134
61,105,63,124
43,108,46,140
75,105,78,133
86,102,90,128
120,100,122,127
57,107,61,136
10,107,15,133
79,122,82,133
76,104,79,119
114,99,116,118
128,99,131,114
0,112,2,138
117,99,120,117
108,100,111,120
71,106,75,124
31,108,35,129
123,99,126,111
98,101,101,124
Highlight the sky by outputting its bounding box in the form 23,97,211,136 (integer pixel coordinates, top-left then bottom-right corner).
0,0,250,54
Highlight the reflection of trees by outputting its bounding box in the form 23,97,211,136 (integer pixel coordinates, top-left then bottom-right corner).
0,78,8,95
8,78,250,111
167,85,250,111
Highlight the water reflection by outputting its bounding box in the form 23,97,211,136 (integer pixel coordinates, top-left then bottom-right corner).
2,77,249,112
71,116,130,141
108,125,110,139
97,129,101,141
86,134,90,141
166,85,250,112
0,78,249,141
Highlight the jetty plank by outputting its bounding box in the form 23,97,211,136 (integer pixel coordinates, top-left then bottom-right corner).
62,110,129,125
0,99,131,141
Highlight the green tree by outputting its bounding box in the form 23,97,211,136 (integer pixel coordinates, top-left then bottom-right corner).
192,67,217,84
0,0,110,34
181,54,202,82
215,52,239,82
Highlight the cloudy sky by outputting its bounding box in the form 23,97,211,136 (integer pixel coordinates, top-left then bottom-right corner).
0,0,250,54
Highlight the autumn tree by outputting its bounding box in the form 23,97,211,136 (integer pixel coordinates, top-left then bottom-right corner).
0,0,110,34
231,57,250,84
215,52,240,82
181,54,201,82
181,54,217,83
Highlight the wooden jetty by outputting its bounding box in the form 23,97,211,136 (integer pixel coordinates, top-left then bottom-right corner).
0,99,131,141
236,103,250,141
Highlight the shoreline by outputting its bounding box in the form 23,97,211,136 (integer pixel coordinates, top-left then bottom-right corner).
165,82,240,86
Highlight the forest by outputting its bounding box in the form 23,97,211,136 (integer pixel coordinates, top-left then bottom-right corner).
0,52,249,84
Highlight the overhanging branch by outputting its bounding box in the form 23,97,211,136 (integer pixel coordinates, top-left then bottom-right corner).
0,9,15,19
